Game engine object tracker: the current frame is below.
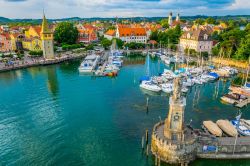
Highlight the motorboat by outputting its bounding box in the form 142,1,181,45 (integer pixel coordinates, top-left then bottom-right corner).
140,81,161,92
105,64,120,72
164,58,170,65
162,69,176,80
240,119,250,128
221,92,247,105
109,56,123,67
221,66,238,75
183,78,194,87
181,86,189,93
201,74,216,82
79,55,100,73
161,83,173,93
212,68,230,77
192,77,203,85
231,120,250,136
152,76,164,84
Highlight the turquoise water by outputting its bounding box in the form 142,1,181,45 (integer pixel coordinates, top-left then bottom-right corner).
0,57,249,166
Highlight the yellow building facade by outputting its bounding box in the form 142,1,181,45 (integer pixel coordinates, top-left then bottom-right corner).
22,26,42,51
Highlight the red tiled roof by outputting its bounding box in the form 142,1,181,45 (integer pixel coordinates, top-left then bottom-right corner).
118,27,146,37
32,26,42,35
0,33,11,40
105,29,116,36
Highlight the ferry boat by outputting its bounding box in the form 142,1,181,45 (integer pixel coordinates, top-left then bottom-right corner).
79,55,100,73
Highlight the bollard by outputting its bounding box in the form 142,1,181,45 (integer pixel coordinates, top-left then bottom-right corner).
146,144,149,156
141,136,144,149
155,155,157,166
146,97,149,114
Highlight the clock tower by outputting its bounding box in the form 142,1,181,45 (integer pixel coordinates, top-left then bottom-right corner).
41,12,54,59
164,77,186,141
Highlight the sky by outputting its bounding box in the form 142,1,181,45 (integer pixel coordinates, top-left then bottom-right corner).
0,0,249,19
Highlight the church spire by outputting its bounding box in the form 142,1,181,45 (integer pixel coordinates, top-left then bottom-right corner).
168,12,173,26
41,11,50,34
176,13,180,22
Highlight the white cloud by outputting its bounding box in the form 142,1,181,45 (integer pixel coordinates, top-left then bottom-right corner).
0,0,249,19
227,0,250,9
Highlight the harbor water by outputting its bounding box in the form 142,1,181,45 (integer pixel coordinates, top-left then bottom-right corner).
0,56,249,166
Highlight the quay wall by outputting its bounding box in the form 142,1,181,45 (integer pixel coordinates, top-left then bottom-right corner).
197,136,250,159
0,54,86,73
151,122,250,164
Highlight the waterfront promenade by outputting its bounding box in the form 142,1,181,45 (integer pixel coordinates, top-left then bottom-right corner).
0,52,87,73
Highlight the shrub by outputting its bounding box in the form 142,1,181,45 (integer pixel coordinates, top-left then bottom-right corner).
29,50,43,57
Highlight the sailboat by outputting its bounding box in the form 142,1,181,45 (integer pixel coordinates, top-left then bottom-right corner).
139,53,161,92
242,57,250,92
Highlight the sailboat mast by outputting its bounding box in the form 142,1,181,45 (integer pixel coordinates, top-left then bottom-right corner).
245,56,250,86
146,53,150,77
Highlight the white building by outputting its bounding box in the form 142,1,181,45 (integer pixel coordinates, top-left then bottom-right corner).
115,25,147,44
180,29,213,53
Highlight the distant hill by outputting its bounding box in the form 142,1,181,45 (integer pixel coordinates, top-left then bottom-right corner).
0,16,11,23
0,15,249,24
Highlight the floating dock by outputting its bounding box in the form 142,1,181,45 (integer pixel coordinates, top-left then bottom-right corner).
235,98,250,108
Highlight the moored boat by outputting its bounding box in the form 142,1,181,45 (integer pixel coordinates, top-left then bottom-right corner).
231,120,250,136
216,119,238,137
140,81,161,92
203,121,223,137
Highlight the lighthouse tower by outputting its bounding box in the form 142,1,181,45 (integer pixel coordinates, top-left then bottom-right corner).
41,12,54,59
151,76,197,164
164,77,186,141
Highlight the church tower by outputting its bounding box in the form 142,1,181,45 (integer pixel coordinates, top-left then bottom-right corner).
164,77,186,141
168,12,173,26
41,12,54,59
176,13,180,22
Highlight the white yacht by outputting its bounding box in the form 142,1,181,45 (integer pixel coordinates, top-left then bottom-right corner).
183,78,194,87
79,55,100,73
140,81,161,92
181,86,189,93
161,83,173,93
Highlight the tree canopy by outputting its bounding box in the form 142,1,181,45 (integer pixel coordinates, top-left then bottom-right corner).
54,22,79,45
205,17,216,24
212,26,249,60
149,25,182,47
101,37,112,50
160,19,169,29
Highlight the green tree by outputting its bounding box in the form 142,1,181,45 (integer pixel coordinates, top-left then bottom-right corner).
234,34,250,60
194,18,205,25
101,38,112,50
54,22,79,45
205,17,216,24
160,19,169,29
245,23,250,32
113,38,124,49
149,31,159,41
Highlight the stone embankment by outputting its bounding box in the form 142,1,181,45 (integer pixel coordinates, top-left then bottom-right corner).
0,53,86,73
